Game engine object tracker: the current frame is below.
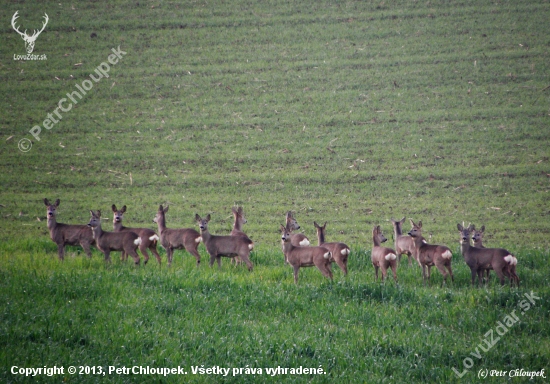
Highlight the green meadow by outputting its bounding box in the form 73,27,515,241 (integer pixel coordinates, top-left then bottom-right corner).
1,0,549,382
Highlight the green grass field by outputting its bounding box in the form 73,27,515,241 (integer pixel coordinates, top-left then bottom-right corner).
1,0,549,382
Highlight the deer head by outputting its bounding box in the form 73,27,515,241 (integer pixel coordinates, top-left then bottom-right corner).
12,11,49,54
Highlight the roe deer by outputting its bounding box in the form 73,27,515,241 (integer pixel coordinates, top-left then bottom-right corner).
457,223,519,287
112,204,161,265
471,224,491,282
153,205,202,266
408,220,454,286
286,211,310,246
283,211,310,264
313,221,350,276
230,206,254,266
280,224,332,284
44,198,95,260
371,225,398,283
196,214,254,271
391,217,422,267
87,210,141,264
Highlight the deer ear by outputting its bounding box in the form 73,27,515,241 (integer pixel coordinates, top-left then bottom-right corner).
238,206,243,214
468,224,475,231
121,205,127,213
97,210,101,218
44,198,49,206
112,205,117,212
409,219,415,227
158,205,163,211
314,221,319,228
231,207,237,214
286,211,292,219
457,223,463,231
280,224,286,232
55,199,60,207
400,217,406,224
418,221,422,228
195,214,201,221
323,222,327,228
206,214,211,222
90,210,94,216
480,225,485,232
164,206,169,213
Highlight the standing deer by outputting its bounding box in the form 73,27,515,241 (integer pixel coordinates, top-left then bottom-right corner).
280,224,332,284
371,225,398,284
408,220,454,286
11,11,49,54
44,198,95,260
282,211,309,264
313,221,350,276
457,223,519,287
230,206,254,266
391,217,421,267
196,214,254,271
87,210,142,264
112,205,161,265
153,205,202,266
471,224,491,282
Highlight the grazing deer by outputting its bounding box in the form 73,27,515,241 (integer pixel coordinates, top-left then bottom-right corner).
371,225,398,284
112,205,161,265
457,223,519,287
408,220,454,286
313,221,350,276
280,224,332,284
153,205,202,266
391,217,421,267
230,206,254,266
87,210,141,264
196,214,254,271
44,198,95,260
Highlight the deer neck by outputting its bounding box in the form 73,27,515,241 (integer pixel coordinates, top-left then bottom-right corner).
233,216,243,232
156,215,167,234
90,223,103,241
113,220,124,231
316,230,326,245
393,224,403,236
199,227,212,242
372,234,382,247
47,216,57,232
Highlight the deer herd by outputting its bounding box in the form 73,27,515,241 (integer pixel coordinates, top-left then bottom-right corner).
43,198,520,287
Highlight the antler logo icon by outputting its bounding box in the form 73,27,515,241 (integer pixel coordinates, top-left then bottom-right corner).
11,11,49,54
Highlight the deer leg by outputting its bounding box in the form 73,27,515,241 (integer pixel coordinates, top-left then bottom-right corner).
57,243,65,261
139,243,150,265
293,266,300,284
335,256,348,276
208,253,216,268
435,263,448,287
408,253,412,267
216,256,222,269
103,250,111,263
390,262,398,284
81,241,93,258
374,265,379,281
128,248,140,266
184,240,201,266
421,265,427,286
149,243,162,265
166,248,173,266
239,252,253,272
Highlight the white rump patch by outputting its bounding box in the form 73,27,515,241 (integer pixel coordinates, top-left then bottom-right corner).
422,239,428,244
134,238,142,246
341,248,350,256
248,243,254,250
504,255,517,265
441,250,452,259
149,235,159,242
195,237,202,243
324,251,332,259
385,253,397,261
299,239,310,246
